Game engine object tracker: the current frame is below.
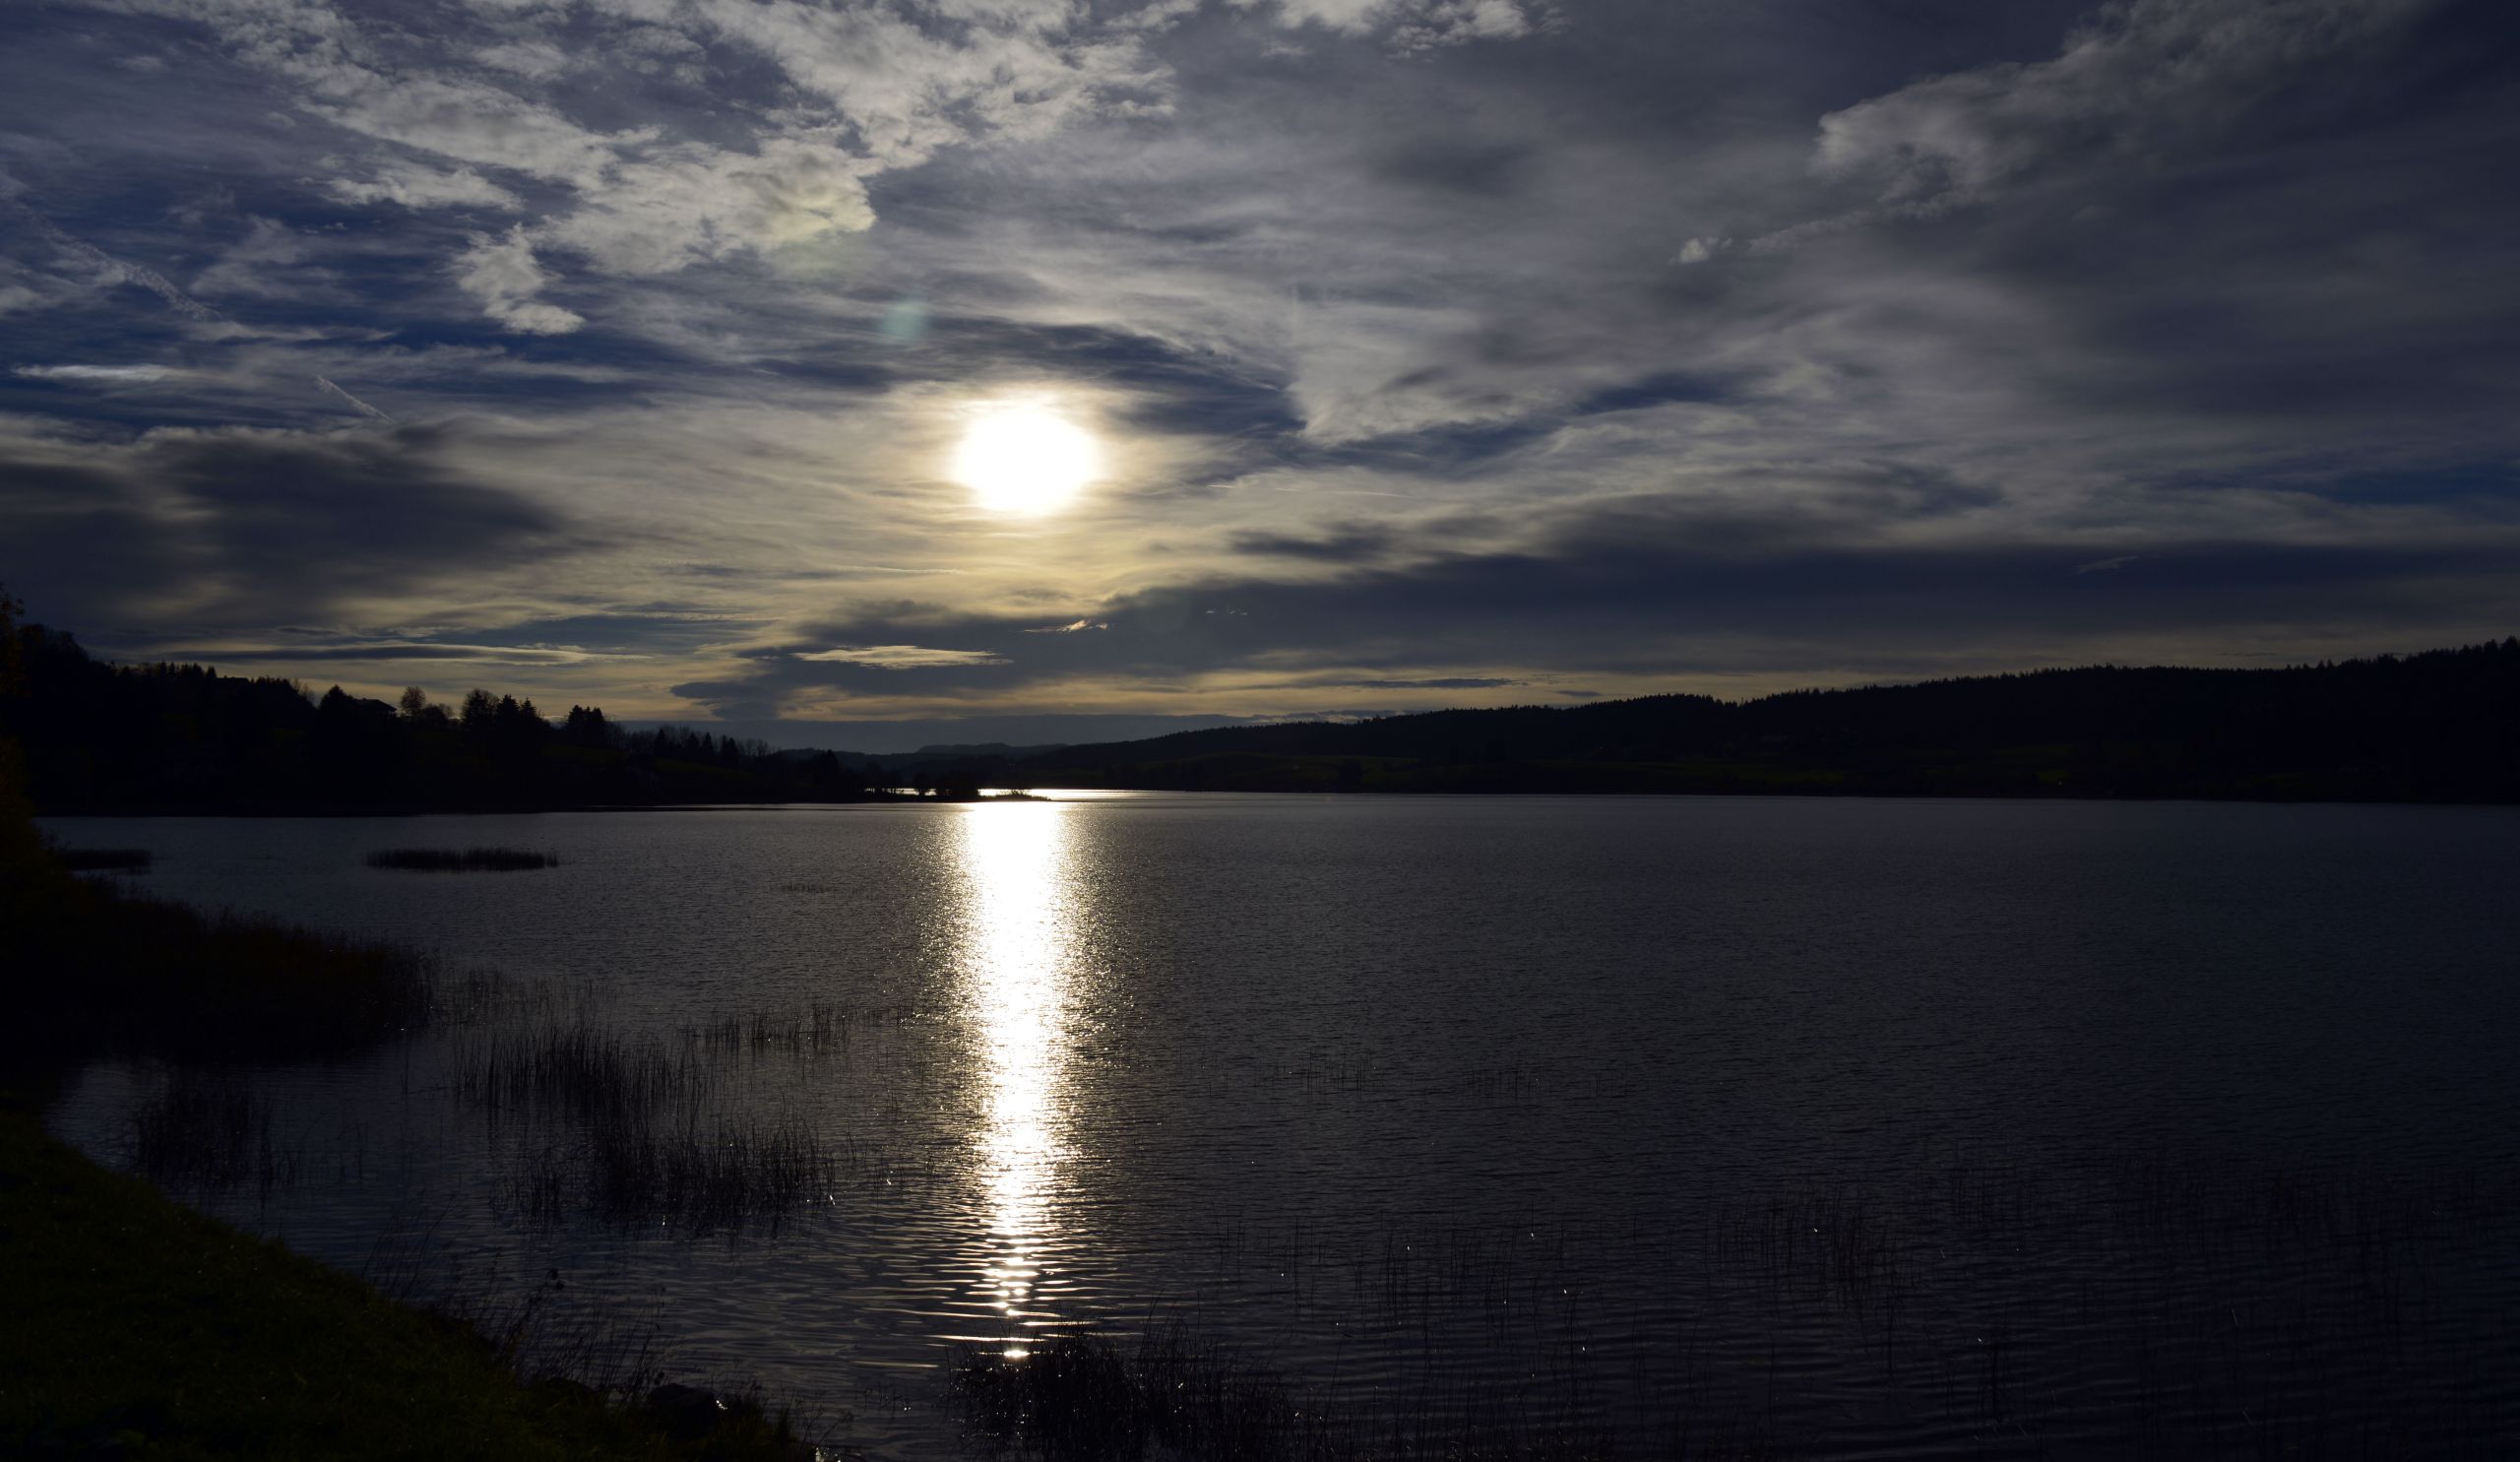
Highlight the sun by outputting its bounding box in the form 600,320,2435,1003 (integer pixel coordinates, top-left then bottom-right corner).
953,400,1102,515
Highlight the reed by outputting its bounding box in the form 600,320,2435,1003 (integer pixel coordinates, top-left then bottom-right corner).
454,1012,717,1124
126,1068,297,1194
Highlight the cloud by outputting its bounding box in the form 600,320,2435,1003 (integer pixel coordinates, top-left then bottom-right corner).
794,644,1013,668
191,217,310,299
0,418,594,632
1228,525,1399,562
1328,675,1517,689
325,161,521,210
141,640,619,666
6,0,2519,728
669,487,2520,717
25,212,222,323
314,375,391,419
80,0,1184,334
473,39,571,79
16,364,178,383
1806,0,2428,212
454,226,585,334
1256,0,1546,47
533,139,875,277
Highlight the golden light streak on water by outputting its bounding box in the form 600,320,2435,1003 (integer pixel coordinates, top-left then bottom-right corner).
950,801,1079,1344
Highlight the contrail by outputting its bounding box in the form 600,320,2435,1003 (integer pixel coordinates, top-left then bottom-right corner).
315,375,393,420
23,203,398,423
29,211,224,323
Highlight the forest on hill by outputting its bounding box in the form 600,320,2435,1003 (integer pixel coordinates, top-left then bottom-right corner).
1,617,895,814
9,590,2516,810
945,641,2520,802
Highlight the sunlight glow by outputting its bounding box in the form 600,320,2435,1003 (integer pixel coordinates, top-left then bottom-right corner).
952,801,1080,1326
952,400,1102,515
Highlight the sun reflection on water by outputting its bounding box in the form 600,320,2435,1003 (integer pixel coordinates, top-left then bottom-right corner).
951,800,1080,1339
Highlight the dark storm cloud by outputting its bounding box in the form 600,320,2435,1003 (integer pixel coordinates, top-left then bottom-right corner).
0,423,591,631
1367,139,1534,198
1228,525,1400,562
673,489,2520,714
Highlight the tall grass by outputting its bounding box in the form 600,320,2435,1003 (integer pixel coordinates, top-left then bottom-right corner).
457,1013,717,1123
126,1068,298,1194
452,1004,878,1235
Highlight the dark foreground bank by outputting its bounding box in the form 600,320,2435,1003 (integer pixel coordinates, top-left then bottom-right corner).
0,1108,820,1462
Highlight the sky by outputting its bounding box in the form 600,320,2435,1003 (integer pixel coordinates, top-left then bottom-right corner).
3,0,2517,750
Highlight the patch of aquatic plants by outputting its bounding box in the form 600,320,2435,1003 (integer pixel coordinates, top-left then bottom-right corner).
577,1110,840,1235
53,846,152,871
453,1004,896,1235
368,846,560,871
683,1000,917,1057
126,1068,299,1193
457,1012,721,1124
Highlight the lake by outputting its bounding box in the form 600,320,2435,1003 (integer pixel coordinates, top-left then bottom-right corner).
41,795,2520,1458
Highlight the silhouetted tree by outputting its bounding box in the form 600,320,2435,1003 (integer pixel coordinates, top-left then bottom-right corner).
560,705,611,748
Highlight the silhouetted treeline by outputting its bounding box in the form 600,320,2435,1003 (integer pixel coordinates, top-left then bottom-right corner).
1,623,891,813
998,642,2520,801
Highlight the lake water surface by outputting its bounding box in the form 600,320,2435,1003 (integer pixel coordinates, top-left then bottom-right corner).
43,795,2520,1458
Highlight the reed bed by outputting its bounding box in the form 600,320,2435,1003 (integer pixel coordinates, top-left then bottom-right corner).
126,1069,297,1193
366,847,559,871
450,1002,884,1234
683,999,917,1057
491,1108,850,1236
455,1012,718,1124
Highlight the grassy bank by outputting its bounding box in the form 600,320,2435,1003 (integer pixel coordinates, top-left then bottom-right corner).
0,1110,811,1461
1,865,435,1067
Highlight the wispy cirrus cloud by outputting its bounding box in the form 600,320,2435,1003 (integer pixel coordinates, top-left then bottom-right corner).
2,0,2516,729
16,363,179,383
795,644,1013,669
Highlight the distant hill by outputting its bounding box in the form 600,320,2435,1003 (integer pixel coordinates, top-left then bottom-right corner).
10,600,2516,809
959,642,2520,802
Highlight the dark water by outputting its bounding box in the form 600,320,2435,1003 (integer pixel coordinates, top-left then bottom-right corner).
42,795,2520,1458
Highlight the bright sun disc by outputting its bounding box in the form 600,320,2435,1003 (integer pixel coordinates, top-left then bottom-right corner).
954,402,1101,515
